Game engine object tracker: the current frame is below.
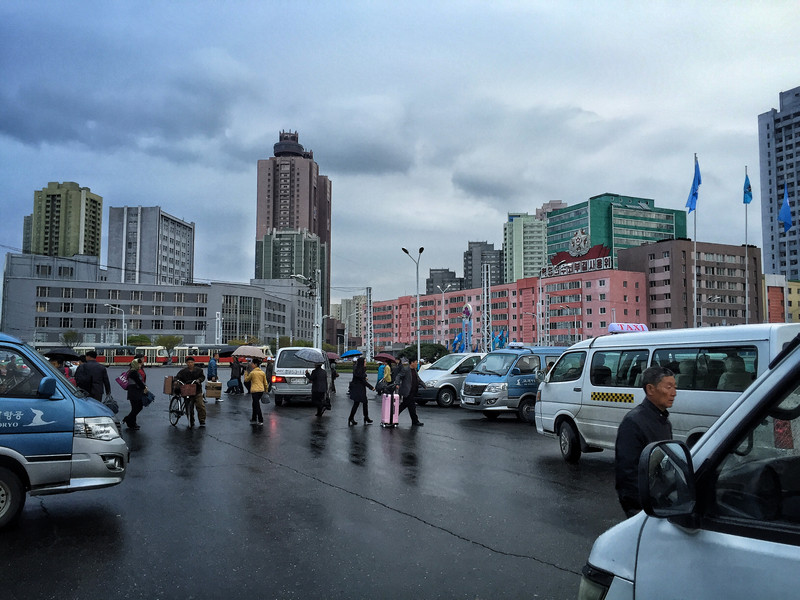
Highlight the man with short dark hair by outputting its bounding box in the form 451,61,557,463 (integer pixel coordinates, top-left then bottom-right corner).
615,366,675,517
396,357,424,427
74,350,111,401
176,357,206,428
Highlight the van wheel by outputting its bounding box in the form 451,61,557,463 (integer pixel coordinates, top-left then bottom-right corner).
437,388,456,408
517,397,536,424
0,467,25,529
559,421,581,464
274,396,284,406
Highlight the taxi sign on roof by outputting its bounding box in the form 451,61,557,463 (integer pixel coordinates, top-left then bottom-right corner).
608,323,649,334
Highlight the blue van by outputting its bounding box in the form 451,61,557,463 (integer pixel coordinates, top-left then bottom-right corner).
460,344,567,422
0,333,128,528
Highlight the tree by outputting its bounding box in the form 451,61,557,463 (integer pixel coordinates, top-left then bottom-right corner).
277,336,312,349
60,330,80,348
228,336,260,346
155,335,183,364
127,334,151,347
399,343,449,364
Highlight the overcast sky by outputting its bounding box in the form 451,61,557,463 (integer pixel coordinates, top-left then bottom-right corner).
1,1,797,305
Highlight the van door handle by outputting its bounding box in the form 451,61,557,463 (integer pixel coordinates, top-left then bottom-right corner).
573,387,582,392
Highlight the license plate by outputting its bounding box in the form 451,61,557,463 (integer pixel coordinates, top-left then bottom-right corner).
463,397,478,405
288,378,306,385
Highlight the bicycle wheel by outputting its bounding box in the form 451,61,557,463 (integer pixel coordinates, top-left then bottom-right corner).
168,395,184,426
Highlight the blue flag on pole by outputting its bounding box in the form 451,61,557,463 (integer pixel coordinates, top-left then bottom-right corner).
686,156,701,213
743,174,752,204
779,183,793,233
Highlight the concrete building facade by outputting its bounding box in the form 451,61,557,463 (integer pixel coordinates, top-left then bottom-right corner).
255,131,331,315
503,212,547,283
759,85,800,281
107,206,195,285
425,268,464,295
1,253,292,347
29,182,103,258
617,239,763,330
463,241,503,289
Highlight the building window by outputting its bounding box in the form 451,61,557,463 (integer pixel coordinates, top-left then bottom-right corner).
59,317,73,328
36,286,49,297
58,266,74,278
62,288,74,298
175,293,185,302
84,318,96,328
60,302,73,313
131,290,142,301
197,294,208,303
153,306,163,316
175,321,185,330
108,289,120,300
196,307,207,317
36,302,48,312
175,306,184,317
86,289,97,299
153,321,164,330
36,265,52,277
154,291,164,302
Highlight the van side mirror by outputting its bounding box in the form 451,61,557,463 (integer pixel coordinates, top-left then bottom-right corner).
38,376,58,398
510,367,521,376
638,441,696,518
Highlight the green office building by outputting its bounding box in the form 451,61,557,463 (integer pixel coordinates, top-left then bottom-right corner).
30,181,103,258
546,193,687,266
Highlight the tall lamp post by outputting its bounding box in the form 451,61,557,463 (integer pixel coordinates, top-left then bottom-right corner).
104,303,127,347
436,283,452,346
292,269,322,349
402,247,424,364
557,304,577,345
343,311,358,352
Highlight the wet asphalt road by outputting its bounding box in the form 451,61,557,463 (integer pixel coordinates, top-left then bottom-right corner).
2,366,624,600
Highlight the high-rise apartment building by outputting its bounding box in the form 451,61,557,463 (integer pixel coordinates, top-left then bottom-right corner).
503,212,547,282
425,268,464,295
463,241,503,288
108,206,195,285
759,86,800,281
29,182,103,258
618,239,762,329
256,131,331,314
547,193,686,267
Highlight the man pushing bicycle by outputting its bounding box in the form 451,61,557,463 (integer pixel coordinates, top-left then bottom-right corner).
175,357,206,428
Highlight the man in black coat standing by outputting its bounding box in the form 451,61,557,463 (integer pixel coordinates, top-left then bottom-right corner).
74,350,111,401
396,357,424,427
614,366,675,517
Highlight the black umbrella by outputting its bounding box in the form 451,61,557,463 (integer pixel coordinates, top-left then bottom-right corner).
217,345,239,358
42,347,81,361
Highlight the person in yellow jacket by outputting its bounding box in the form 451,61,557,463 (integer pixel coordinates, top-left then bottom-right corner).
245,358,269,425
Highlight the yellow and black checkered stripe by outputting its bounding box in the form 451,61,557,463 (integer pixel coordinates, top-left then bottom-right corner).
591,391,634,404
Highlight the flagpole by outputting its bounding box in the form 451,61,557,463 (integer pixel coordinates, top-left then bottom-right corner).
693,153,698,328
744,166,749,324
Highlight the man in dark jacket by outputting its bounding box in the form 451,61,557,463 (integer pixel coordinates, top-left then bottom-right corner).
305,363,328,417
176,357,206,428
615,366,675,517
74,350,111,401
396,357,424,427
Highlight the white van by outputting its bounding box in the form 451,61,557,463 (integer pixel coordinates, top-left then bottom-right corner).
270,347,333,406
536,324,800,463
578,330,800,599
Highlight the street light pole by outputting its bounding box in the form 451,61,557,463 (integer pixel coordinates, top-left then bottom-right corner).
292,270,322,348
436,283,452,346
402,247,424,364
104,303,127,346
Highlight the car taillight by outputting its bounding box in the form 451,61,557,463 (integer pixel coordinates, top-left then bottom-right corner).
272,375,285,383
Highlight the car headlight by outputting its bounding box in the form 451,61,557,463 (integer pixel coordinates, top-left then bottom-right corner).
74,417,121,441
578,564,613,600
485,382,508,393
425,380,438,387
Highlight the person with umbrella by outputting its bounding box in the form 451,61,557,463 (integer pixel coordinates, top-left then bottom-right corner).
305,361,329,417
347,356,374,426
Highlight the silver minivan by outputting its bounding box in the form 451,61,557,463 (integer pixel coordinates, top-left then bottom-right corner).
270,347,333,406
579,332,800,599
416,353,484,407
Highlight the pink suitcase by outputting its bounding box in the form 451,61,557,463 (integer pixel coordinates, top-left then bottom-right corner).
380,392,400,428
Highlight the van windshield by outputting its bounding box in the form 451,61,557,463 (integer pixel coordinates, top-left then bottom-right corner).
427,354,464,371
473,353,518,376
